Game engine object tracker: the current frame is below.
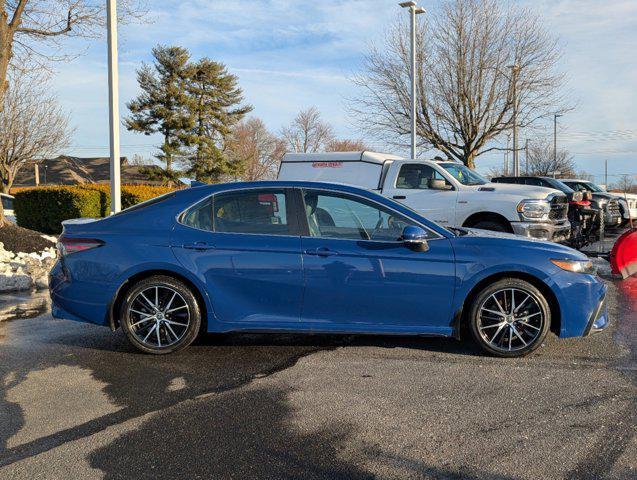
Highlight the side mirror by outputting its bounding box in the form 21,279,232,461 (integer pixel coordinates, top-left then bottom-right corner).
402,225,429,252
428,178,450,190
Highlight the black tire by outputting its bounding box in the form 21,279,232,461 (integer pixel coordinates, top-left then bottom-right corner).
470,220,512,233
120,275,201,354
468,278,551,358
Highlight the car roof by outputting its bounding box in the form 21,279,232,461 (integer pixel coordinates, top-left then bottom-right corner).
188,180,386,195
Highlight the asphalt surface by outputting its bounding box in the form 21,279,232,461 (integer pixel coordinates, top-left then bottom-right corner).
0,275,635,479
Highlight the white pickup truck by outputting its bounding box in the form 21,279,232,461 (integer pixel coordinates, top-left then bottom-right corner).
278,151,571,242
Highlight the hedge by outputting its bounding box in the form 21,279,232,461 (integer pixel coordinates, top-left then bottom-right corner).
13,184,180,233
14,187,102,234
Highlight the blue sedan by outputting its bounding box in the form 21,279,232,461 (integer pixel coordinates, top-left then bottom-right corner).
50,181,609,357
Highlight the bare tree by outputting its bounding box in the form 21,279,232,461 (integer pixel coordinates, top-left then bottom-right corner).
351,0,566,168
227,118,285,181
0,70,71,223
611,174,636,194
325,138,368,152
281,107,334,153
0,1,146,106
576,170,595,182
525,139,575,178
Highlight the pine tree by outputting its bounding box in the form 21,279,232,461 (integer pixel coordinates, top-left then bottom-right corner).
125,45,193,183
182,59,252,182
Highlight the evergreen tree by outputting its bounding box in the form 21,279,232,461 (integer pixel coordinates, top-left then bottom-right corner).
183,59,252,182
125,45,193,183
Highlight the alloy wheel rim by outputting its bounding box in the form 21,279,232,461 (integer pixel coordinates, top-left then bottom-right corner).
127,285,190,348
477,288,544,353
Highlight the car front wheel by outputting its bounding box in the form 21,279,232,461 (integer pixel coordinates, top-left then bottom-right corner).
120,275,201,354
468,279,551,357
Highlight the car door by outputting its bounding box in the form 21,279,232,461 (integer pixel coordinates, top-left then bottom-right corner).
382,162,458,226
299,188,456,333
171,188,304,326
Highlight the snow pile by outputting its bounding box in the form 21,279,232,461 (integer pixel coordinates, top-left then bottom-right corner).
0,242,57,292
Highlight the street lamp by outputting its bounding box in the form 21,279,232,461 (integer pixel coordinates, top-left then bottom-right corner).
508,64,520,176
399,1,426,159
553,113,563,177
107,0,121,213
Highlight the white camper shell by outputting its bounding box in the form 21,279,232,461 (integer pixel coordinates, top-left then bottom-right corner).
279,151,403,190
279,151,571,242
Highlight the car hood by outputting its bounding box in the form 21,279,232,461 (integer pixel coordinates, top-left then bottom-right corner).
454,227,586,260
610,192,637,201
467,182,561,200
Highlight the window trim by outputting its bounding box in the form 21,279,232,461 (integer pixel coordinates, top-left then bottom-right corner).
298,187,443,243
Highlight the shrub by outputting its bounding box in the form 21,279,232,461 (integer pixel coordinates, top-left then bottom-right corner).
77,184,111,217
12,183,182,233
14,187,102,234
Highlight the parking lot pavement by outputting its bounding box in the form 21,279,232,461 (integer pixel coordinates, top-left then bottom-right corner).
0,278,635,480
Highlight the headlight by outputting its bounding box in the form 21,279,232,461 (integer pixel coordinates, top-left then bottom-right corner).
517,200,550,220
550,259,596,274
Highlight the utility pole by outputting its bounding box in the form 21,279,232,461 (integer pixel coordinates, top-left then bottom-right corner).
605,159,608,187
107,0,122,213
509,65,520,176
553,113,562,170
504,134,510,175
399,1,426,159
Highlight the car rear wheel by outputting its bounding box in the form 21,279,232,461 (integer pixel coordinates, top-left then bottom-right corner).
468,279,550,357
120,276,201,354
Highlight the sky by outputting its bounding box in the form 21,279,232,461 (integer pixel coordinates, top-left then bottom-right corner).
44,0,637,186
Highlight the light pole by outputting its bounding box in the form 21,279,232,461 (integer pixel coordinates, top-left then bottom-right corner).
107,0,121,213
508,64,520,176
504,134,510,175
399,1,426,159
553,113,562,178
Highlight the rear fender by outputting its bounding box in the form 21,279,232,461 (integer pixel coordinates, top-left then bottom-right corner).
107,262,216,331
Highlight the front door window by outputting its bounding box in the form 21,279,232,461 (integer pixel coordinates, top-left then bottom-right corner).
302,190,422,241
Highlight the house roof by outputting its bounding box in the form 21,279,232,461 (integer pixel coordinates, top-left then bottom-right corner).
13,156,179,187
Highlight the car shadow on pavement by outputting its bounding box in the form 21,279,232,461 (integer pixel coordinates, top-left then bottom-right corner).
0,317,482,478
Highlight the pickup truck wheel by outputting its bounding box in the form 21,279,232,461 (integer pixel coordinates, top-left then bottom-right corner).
470,219,511,233
468,279,550,357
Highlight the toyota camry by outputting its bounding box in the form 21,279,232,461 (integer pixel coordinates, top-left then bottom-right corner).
50,181,609,357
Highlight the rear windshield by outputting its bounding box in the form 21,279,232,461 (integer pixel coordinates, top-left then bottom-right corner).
115,192,176,215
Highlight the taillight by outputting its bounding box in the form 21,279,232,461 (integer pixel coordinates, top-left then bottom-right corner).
57,237,104,256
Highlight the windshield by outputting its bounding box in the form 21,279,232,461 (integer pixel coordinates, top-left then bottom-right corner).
546,179,575,194
439,163,488,186
566,181,604,193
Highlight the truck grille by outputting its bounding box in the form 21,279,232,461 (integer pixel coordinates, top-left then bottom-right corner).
606,199,621,217
549,196,568,221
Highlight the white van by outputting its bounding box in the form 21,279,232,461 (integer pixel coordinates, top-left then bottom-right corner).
278,151,570,242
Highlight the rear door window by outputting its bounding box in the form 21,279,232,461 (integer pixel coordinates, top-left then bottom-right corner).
213,190,290,235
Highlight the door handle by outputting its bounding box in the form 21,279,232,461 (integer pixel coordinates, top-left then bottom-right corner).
182,242,215,251
392,195,406,200
305,247,338,257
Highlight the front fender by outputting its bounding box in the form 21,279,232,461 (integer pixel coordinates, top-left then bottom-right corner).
453,260,604,338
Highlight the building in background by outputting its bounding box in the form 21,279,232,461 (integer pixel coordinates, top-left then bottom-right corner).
13,156,176,188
